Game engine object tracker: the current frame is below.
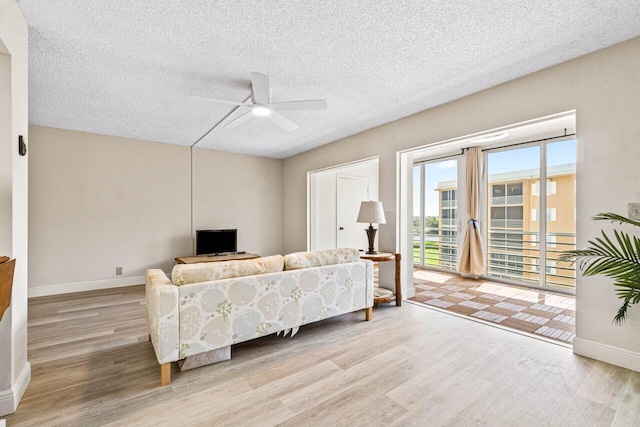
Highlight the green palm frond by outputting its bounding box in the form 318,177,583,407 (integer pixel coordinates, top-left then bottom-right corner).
560,212,640,325
592,212,640,228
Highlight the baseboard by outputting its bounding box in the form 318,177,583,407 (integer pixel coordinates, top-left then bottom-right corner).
573,337,640,372
0,362,31,417
29,275,149,298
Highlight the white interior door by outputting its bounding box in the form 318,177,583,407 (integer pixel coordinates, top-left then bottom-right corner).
337,176,369,249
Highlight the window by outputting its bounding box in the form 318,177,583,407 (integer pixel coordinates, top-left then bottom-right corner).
507,183,523,197
491,207,506,220
532,208,557,222
490,232,523,249
441,208,457,226
440,189,457,201
440,189,457,208
546,260,557,275
507,206,523,220
491,206,523,228
487,138,576,289
491,182,523,205
413,158,459,272
531,180,557,196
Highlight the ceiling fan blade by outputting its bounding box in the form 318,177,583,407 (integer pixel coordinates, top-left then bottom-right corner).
269,100,327,111
224,110,254,129
268,111,298,132
251,72,271,105
190,95,249,107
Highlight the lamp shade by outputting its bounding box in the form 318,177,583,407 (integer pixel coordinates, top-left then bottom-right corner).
357,201,386,224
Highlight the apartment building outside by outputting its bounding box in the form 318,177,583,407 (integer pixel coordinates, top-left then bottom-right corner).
434,163,576,289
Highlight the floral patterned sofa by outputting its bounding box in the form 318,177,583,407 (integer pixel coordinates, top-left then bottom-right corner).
145,248,374,385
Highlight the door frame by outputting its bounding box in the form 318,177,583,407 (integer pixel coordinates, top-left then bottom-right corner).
396,110,576,300
307,156,379,251
412,154,463,273
481,137,576,295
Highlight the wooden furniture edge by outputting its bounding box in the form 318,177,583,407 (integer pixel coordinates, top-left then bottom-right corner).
362,252,402,306
160,363,171,386
175,253,260,264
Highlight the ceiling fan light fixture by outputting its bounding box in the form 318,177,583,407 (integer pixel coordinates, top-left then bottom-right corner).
252,105,271,116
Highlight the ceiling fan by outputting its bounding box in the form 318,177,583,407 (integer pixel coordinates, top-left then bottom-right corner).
193,72,327,132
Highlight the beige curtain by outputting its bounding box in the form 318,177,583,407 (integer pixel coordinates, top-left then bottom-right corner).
459,148,485,275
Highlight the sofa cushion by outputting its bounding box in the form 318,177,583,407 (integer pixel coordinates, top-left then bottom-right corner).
171,255,284,286
284,248,360,271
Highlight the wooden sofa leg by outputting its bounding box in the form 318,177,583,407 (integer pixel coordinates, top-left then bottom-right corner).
160,363,171,386
365,307,373,321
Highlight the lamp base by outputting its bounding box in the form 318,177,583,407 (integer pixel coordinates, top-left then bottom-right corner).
365,225,377,254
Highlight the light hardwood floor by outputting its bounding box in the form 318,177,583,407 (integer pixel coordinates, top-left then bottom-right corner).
5,285,640,426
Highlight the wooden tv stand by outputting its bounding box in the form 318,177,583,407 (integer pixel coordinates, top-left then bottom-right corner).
175,253,260,264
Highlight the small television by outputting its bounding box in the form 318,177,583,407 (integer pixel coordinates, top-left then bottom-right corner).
196,229,237,255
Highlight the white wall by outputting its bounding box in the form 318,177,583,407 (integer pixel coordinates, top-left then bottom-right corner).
27,126,285,296
309,159,379,251
0,37,12,401
28,126,193,294
282,37,640,370
0,51,11,259
0,0,29,416
192,147,283,257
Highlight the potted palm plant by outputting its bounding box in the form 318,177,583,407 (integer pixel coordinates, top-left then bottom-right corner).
559,213,640,325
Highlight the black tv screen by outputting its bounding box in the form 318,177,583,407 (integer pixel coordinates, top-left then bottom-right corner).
196,229,237,255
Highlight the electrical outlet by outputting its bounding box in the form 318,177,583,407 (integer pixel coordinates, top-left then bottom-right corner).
629,203,640,220
116,267,123,276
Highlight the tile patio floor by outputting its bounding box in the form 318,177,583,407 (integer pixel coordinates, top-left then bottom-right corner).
408,268,576,344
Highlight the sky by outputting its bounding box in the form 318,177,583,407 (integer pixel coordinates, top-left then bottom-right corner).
413,139,576,217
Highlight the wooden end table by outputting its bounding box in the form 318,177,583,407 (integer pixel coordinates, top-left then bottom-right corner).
360,252,402,306
175,253,260,264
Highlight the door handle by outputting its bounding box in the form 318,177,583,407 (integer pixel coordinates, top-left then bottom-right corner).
339,227,344,230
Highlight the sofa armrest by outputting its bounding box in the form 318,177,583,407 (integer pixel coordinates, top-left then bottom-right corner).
146,269,179,364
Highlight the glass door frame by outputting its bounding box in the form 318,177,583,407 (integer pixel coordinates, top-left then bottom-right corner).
481,137,576,295
413,153,463,273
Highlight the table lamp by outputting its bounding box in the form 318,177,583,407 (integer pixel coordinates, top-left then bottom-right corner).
357,201,386,254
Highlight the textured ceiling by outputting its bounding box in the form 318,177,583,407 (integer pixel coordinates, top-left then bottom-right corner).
17,1,640,159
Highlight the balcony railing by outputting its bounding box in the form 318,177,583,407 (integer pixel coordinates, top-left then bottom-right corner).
490,219,524,228
439,218,457,226
413,227,576,289
413,227,458,271
440,200,456,208
491,195,524,205
487,230,576,289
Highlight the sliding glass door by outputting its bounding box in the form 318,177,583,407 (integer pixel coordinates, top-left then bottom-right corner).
487,145,539,285
413,157,459,271
544,140,577,288
485,139,576,291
